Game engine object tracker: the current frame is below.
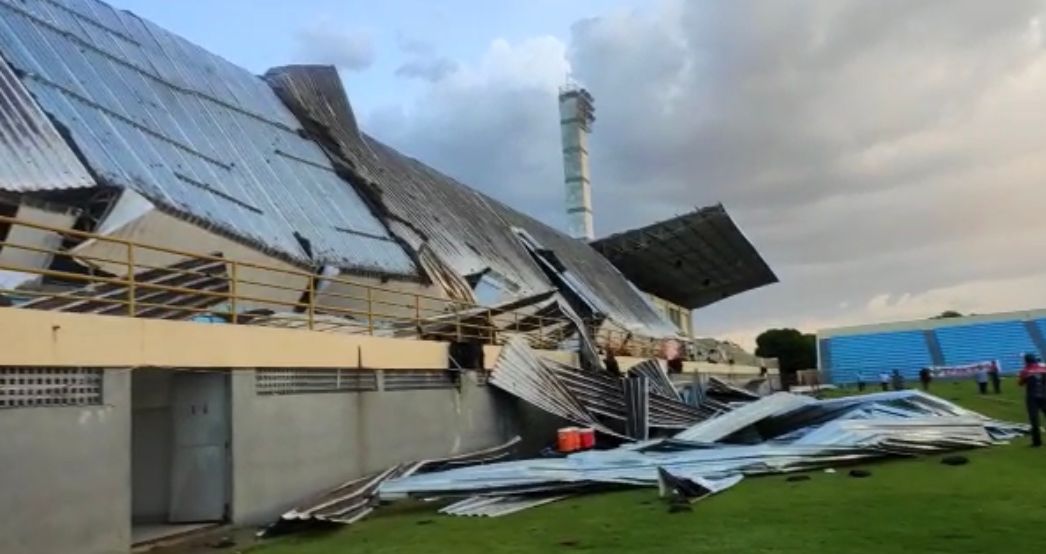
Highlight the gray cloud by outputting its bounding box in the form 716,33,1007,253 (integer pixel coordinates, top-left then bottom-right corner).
295,21,375,71
395,57,460,82
364,0,1046,346
368,36,570,227
396,33,434,55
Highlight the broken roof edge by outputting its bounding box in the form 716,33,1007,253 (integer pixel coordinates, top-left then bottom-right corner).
262,65,435,287
591,204,778,310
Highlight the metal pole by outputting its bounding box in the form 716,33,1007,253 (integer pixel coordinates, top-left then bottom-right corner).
455,306,462,342
126,243,136,317
366,287,374,336
487,309,495,343
414,295,421,328
229,261,238,324
307,275,315,331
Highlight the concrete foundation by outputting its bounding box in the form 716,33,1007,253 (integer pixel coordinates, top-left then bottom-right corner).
0,369,131,554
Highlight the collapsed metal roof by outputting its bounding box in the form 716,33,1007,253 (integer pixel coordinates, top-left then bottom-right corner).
0,0,731,338
265,65,682,338
0,0,418,277
591,205,778,310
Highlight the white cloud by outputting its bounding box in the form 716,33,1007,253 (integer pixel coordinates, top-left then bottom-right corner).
367,36,570,223
295,21,375,71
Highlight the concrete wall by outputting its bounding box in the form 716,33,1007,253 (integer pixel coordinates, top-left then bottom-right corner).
228,371,516,524
646,293,693,338
0,308,451,369
0,369,131,554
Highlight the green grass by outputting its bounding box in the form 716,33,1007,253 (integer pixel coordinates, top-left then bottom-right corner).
251,381,1043,554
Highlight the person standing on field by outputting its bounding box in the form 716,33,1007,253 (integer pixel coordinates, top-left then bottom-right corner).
975,367,989,394
988,361,1001,394
1018,353,1046,447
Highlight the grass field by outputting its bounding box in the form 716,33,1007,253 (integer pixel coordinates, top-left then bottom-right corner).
250,380,1043,554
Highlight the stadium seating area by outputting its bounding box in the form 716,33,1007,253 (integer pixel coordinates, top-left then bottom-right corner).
821,316,1046,384
935,321,1037,372
825,331,932,383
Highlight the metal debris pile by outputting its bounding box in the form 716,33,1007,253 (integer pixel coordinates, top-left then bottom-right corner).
262,437,522,535
490,339,726,440
376,389,1026,517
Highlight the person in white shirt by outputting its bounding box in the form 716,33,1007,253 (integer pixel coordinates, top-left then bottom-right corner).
879,371,890,391
975,367,989,394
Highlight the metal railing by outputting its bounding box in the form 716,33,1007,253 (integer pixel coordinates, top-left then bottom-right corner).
0,214,666,357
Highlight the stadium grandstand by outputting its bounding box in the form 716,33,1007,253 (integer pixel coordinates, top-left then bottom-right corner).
818,309,1046,384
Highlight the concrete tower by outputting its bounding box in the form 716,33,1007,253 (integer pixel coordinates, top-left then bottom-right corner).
558,85,596,240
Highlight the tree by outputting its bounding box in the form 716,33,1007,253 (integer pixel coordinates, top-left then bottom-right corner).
931,310,964,319
755,328,817,381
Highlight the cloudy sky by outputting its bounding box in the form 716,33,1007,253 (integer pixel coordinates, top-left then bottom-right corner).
111,0,1046,347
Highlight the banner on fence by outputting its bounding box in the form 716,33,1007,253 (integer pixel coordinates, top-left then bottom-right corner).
926,360,999,378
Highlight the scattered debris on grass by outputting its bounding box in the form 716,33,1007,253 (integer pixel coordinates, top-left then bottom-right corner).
262,345,1027,538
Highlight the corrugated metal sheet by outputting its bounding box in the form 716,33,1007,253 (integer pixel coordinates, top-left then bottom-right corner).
378,390,1025,508
0,0,418,277
439,495,568,517
265,436,522,533
673,393,816,443
0,52,94,191
490,338,720,439
264,65,680,337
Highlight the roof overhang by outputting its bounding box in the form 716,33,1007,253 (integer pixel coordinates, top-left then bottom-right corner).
591,204,777,310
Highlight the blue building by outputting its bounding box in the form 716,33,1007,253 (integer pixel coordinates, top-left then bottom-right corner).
818,310,1046,384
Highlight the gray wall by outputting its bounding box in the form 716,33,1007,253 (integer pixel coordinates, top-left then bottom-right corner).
0,369,131,554
229,371,518,524
131,369,173,523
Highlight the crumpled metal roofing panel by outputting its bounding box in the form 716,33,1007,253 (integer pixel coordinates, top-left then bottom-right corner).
509,220,682,337
263,64,679,336
673,392,817,443
0,0,417,276
439,495,568,518
378,390,1024,506
0,52,93,192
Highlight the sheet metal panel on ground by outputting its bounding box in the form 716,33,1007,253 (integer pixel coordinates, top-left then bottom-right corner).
0,0,418,276
376,388,1026,515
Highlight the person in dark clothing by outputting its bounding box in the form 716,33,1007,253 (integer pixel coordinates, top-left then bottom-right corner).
988,362,1001,394
603,349,621,376
918,367,932,391
891,369,905,391
856,373,866,392
1018,353,1046,447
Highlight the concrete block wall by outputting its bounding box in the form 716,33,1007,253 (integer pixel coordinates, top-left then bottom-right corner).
0,369,131,554
228,371,517,524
